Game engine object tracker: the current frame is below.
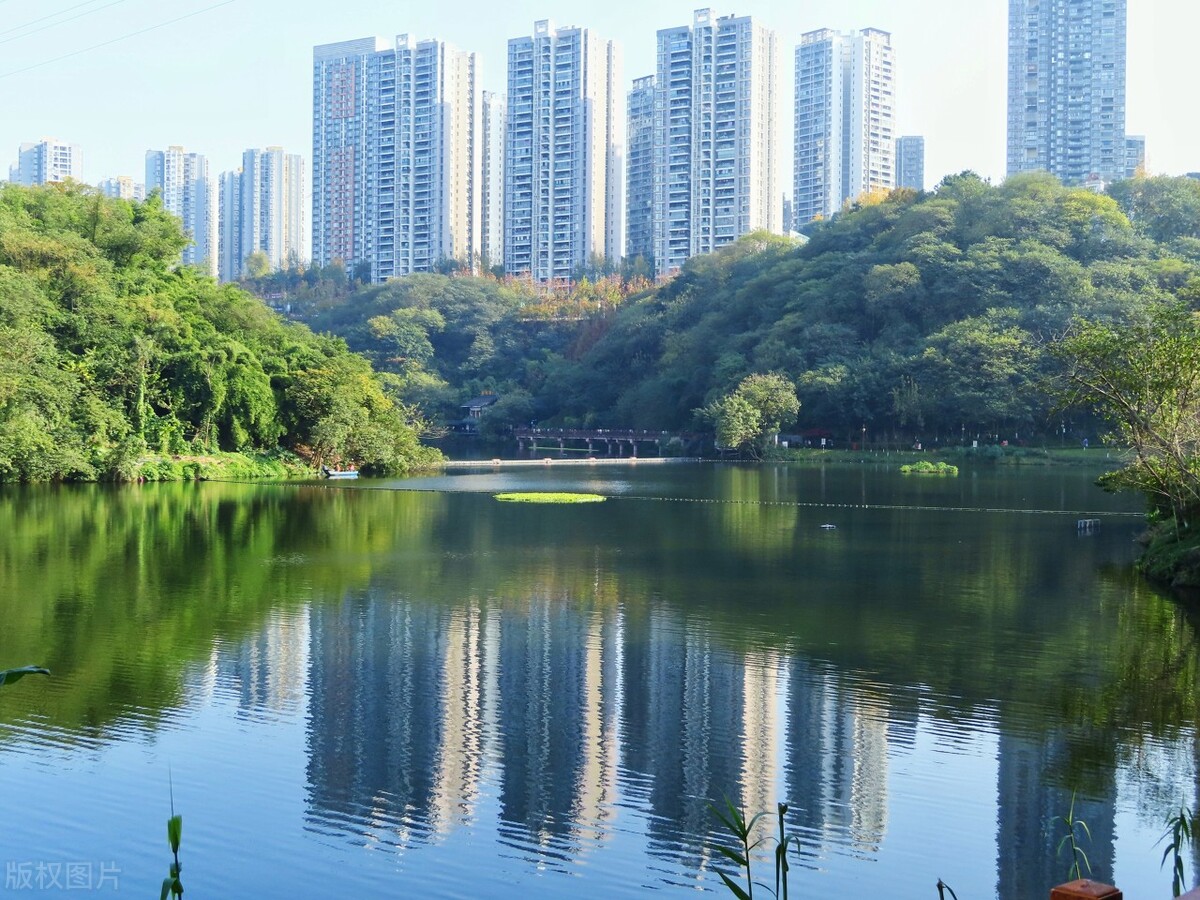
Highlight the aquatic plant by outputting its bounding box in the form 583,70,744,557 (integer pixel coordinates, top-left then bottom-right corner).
710,800,798,900
899,461,959,475
493,492,607,503
161,812,183,899
709,796,768,899
161,780,183,900
1055,791,1092,881
1159,805,1199,896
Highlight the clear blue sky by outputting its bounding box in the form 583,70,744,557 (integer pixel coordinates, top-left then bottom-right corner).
1,0,1196,190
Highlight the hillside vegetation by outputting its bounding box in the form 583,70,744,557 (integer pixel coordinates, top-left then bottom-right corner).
0,183,438,482
293,173,1200,444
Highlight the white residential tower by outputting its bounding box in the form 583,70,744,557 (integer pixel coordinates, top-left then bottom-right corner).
504,20,623,281
652,10,779,276
793,28,895,226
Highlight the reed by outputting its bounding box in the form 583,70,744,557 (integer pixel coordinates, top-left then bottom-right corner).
1159,805,1198,897
161,778,183,900
1055,791,1092,882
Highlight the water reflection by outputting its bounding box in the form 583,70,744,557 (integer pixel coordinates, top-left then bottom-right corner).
0,468,1196,897
294,577,1175,896
997,729,1116,896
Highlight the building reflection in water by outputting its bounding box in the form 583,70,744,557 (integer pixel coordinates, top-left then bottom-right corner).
288,588,1142,892
204,608,311,719
785,659,889,860
996,729,1115,897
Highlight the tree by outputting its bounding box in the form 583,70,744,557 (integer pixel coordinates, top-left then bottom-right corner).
700,373,800,458
243,251,271,279
1052,302,1200,529
1108,176,1200,244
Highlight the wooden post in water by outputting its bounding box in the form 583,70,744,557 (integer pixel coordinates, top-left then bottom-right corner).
1049,880,1121,900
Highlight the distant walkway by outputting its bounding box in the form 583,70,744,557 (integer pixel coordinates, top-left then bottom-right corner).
511,427,698,457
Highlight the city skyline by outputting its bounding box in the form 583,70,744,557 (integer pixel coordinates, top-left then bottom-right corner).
2,0,1196,196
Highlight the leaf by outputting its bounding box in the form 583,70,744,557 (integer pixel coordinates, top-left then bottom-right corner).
724,797,749,834
167,814,182,853
714,845,748,868
160,877,173,900
708,804,740,837
717,871,753,900
0,666,50,687
1075,846,1091,874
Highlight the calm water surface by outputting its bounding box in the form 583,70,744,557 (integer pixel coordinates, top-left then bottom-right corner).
0,462,1195,898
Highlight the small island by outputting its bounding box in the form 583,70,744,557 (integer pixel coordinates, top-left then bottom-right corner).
899,461,959,476
494,492,607,503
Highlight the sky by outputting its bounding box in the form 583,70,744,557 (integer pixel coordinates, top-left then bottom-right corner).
0,0,1197,191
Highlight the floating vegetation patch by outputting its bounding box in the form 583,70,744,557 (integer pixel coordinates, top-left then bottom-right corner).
493,492,607,504
900,461,959,476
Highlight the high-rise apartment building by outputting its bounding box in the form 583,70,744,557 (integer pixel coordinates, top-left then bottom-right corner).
625,75,655,266
896,136,925,191
313,36,481,281
218,169,243,283
1124,134,1145,179
98,176,146,201
505,20,623,281
9,139,82,185
1006,0,1127,186
481,91,506,271
218,147,308,282
312,37,385,273
146,146,217,277
652,10,779,276
794,28,895,227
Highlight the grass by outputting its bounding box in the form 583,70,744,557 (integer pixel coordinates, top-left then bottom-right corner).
493,492,607,504
136,450,312,482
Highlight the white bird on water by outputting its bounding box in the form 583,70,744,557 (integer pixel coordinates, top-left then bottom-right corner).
820,524,837,530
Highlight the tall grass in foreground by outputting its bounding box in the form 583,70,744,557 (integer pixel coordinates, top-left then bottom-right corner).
1160,805,1199,897
1056,791,1092,882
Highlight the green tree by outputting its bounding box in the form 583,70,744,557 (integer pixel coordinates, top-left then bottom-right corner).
243,251,271,279
0,183,438,481
701,373,800,458
1052,302,1200,529
1108,176,1200,244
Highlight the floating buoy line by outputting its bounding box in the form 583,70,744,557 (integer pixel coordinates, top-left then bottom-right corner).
356,484,1144,519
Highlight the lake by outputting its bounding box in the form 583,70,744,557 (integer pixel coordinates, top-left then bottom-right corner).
0,462,1195,899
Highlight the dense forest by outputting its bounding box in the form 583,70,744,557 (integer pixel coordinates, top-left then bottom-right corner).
0,184,438,482
283,173,1200,445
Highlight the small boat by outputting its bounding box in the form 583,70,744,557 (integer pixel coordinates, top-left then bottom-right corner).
321,465,359,480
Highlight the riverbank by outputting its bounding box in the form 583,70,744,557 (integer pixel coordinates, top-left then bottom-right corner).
1137,523,1200,589
768,446,1127,468
135,451,314,482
